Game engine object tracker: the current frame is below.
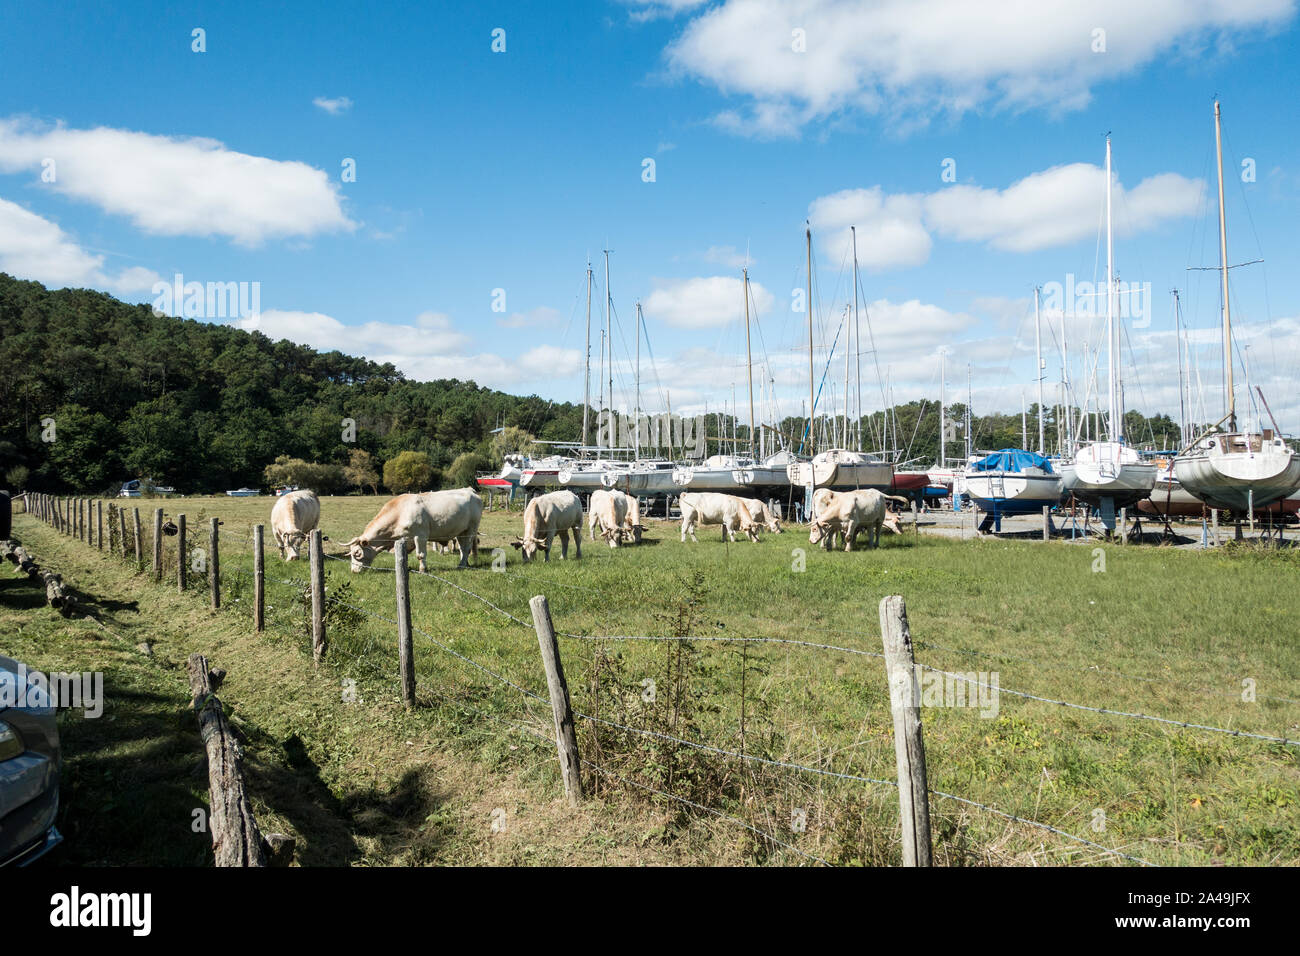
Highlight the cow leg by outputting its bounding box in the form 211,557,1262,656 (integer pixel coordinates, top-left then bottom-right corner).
413,535,428,572
574,528,581,559
559,529,570,560
843,520,857,551
456,534,472,569
545,530,555,562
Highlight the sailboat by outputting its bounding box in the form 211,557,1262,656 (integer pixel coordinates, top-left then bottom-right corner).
1173,101,1300,516
1059,136,1156,525
786,225,895,494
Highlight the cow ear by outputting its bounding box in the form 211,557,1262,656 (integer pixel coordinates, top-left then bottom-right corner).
358,538,369,548
510,540,522,549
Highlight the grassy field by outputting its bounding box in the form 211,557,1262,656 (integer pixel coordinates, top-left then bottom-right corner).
7,493,1300,866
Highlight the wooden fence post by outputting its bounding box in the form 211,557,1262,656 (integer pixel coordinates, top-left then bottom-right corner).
133,507,143,565
186,654,267,867
529,594,584,806
879,594,933,867
177,514,187,593
152,508,163,579
77,498,84,541
1042,505,1051,542
253,524,265,632
395,537,415,707
209,517,221,610
97,501,103,550
310,529,326,665
118,507,129,559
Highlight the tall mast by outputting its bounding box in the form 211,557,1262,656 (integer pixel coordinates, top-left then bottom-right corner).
1022,392,1028,449
842,304,851,447
1034,285,1045,455
1174,289,1188,446
852,225,861,452
1105,136,1117,443
939,348,946,468
604,248,613,449
744,268,755,457
635,301,642,459
1214,100,1236,430
965,364,973,460
583,262,592,449
806,225,815,457
1062,300,1071,456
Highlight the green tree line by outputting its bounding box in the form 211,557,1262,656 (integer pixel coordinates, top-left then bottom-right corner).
0,275,582,493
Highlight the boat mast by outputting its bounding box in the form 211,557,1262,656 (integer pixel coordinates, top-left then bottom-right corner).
852,226,862,452
806,225,815,457
635,301,642,460
744,268,755,457
939,348,946,468
604,248,613,451
1214,100,1236,431
583,262,592,450
1105,136,1117,443
1034,285,1045,455
842,304,851,448
965,364,973,460
1022,392,1028,449
1174,289,1188,446
1062,300,1071,456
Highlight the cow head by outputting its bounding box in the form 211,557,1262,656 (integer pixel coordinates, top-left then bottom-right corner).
808,520,830,546
345,537,378,573
882,513,903,536
763,515,783,534
282,531,307,562
511,536,545,563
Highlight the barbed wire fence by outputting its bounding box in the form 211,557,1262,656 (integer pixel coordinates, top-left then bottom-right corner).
20,492,1298,867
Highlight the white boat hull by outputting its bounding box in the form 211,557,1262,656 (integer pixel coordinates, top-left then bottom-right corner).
964,473,1064,516
1174,435,1300,512
1059,442,1156,509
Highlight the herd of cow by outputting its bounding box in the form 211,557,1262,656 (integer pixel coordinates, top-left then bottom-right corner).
266,484,914,572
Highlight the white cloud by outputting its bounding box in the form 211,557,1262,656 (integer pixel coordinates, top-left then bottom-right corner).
624,0,709,23
699,244,755,269
643,275,775,328
231,309,580,390
665,0,1294,136
0,196,160,293
312,96,353,115
0,118,355,246
497,305,563,329
809,163,1204,268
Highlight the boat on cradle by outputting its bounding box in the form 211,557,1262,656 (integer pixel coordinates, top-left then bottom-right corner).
787,448,894,491
558,458,625,492
963,448,1065,532
1173,102,1300,520
225,487,260,497
1140,458,1300,521
476,455,524,496
601,459,678,495
734,450,797,497
519,455,571,489
673,454,751,493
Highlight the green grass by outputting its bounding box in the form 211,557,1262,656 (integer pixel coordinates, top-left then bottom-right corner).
8,495,1300,866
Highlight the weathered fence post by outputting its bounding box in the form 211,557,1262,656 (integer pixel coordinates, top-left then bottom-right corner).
209,517,221,609
310,529,326,665
177,514,187,593
394,537,415,707
186,654,267,867
96,501,103,551
78,498,84,541
1042,505,1051,542
253,524,265,632
529,594,584,806
152,508,163,579
133,507,143,565
879,594,933,867
118,506,128,558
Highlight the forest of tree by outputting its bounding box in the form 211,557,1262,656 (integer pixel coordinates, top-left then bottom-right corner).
0,274,583,493
0,274,1193,494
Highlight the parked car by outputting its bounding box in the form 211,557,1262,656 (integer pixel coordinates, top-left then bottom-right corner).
0,655,62,866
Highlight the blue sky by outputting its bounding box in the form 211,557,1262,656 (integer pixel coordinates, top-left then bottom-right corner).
3,0,1299,440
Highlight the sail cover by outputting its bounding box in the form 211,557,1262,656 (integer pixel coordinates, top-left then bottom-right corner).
969,448,1056,474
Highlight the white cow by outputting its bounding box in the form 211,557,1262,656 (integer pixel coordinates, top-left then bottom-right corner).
588,489,631,547
345,487,483,571
809,489,908,551
513,490,583,562
679,492,761,543
270,489,320,561
747,499,783,534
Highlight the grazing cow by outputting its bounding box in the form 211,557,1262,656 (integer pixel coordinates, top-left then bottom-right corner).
345,487,483,571
588,489,630,547
513,490,583,562
808,489,908,551
747,499,783,534
679,492,761,543
270,489,320,561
